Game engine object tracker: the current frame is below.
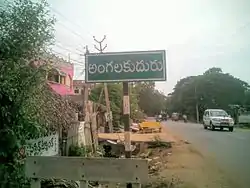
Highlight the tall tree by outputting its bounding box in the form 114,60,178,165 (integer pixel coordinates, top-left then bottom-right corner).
244,90,250,107
89,83,144,127
0,0,58,187
204,67,222,75
134,82,167,116
90,83,121,128
168,68,250,121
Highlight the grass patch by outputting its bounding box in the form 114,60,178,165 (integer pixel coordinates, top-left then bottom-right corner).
240,126,250,129
147,136,172,149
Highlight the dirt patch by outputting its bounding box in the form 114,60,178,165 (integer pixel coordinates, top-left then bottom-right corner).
99,126,239,188
172,143,237,187
142,128,239,188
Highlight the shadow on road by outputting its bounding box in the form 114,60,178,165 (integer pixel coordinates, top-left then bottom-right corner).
204,128,232,132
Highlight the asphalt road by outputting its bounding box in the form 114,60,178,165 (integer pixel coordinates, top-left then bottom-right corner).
164,121,250,188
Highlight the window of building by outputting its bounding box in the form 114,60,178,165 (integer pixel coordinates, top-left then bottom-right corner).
47,70,60,83
47,68,69,85
74,89,80,94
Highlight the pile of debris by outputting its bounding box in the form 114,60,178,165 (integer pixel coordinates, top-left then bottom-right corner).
138,138,172,175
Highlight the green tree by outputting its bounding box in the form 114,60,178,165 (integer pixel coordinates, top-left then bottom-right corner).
0,0,55,60
90,83,145,127
134,82,167,116
204,67,222,75
90,83,122,128
244,90,250,106
129,84,145,120
168,67,250,121
0,0,57,187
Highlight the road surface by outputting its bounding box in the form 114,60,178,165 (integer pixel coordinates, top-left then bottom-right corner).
165,121,250,188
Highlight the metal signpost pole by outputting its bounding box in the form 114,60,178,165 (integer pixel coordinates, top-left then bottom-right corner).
123,81,132,188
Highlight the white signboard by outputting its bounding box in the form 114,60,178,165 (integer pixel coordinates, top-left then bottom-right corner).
25,133,59,156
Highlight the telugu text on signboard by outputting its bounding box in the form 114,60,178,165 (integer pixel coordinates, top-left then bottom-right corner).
25,133,59,156
85,50,166,83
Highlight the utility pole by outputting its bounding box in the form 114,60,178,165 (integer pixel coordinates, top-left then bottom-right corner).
83,46,96,153
83,45,90,115
93,35,113,133
194,84,199,123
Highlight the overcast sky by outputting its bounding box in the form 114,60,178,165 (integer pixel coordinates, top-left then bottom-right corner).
48,0,250,94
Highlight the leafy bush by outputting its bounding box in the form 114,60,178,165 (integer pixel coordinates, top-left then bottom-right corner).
0,0,57,187
68,144,91,156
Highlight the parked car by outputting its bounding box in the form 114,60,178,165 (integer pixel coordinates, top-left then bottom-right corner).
203,109,234,132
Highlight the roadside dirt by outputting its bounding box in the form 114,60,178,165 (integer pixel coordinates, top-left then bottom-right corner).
144,128,239,188
99,125,239,188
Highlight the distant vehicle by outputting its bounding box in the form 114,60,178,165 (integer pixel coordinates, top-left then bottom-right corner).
162,113,168,121
171,113,179,121
203,109,234,132
238,112,250,125
156,114,162,122
183,114,187,123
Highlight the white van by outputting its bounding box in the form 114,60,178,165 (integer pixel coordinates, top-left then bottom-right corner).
203,109,234,132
